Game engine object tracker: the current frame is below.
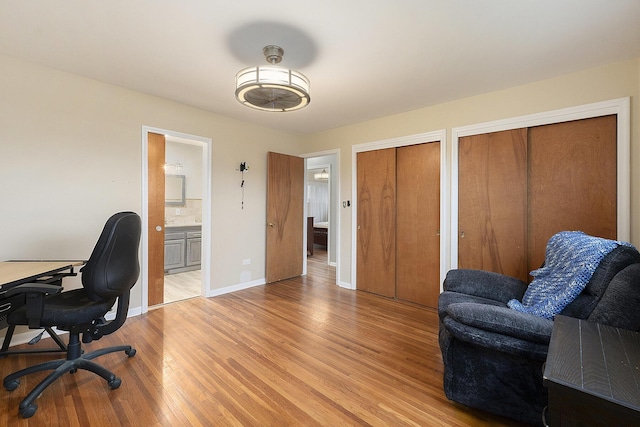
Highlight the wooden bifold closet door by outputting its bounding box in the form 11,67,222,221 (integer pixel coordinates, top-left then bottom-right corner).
458,115,617,282
357,142,441,308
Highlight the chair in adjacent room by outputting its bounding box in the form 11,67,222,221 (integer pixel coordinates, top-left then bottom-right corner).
3,211,141,418
438,231,640,426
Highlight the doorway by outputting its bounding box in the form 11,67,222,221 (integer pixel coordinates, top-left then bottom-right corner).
141,127,212,314
303,151,339,283
163,138,204,304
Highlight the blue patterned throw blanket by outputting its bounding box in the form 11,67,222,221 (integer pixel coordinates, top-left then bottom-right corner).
508,231,629,319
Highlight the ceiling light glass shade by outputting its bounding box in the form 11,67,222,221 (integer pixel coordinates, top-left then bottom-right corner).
235,66,310,112
314,169,329,180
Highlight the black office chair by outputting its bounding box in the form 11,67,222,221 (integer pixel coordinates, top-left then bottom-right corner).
3,211,141,418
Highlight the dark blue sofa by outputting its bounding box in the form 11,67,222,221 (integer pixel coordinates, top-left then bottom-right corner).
438,243,640,426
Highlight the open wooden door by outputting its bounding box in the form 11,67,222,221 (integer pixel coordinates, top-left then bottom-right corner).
266,152,304,283
148,132,165,305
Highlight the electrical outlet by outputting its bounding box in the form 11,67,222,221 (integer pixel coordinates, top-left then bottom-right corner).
243,259,251,265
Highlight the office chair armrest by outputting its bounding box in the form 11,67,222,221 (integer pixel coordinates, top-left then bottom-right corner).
5,283,62,297
6,283,62,329
87,292,131,341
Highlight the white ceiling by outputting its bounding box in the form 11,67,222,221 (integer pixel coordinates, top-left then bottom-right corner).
1,1,639,135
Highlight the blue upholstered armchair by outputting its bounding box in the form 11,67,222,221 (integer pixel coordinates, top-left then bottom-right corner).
438,234,640,426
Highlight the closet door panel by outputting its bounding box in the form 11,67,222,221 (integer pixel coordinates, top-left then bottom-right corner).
528,115,617,269
458,129,528,282
357,149,396,297
396,142,441,308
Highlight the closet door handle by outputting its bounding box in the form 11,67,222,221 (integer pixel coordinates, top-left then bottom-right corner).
460,231,465,238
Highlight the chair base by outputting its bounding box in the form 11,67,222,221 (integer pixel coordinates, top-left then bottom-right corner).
3,334,136,419
0,325,68,356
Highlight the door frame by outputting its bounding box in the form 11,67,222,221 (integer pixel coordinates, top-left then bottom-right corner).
450,97,631,269
301,149,341,286
141,126,212,314
351,130,448,291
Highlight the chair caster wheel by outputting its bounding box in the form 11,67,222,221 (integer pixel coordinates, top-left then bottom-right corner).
109,377,121,390
4,379,19,391
20,403,37,418
126,348,136,357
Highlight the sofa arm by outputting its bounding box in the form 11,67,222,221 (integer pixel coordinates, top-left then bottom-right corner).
443,269,528,303
588,263,640,331
447,302,553,344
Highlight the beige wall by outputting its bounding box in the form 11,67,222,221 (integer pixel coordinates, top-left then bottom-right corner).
301,58,640,285
1,52,638,330
0,54,301,319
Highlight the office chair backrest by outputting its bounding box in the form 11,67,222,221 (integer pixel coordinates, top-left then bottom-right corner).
81,212,141,302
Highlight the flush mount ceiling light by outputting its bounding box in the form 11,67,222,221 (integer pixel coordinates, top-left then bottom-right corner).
314,168,329,181
235,45,310,112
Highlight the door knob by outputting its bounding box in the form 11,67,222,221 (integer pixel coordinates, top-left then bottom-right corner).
460,231,465,238
155,226,162,232
268,222,275,227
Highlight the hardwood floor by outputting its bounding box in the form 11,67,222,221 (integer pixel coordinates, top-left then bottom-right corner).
1,250,528,426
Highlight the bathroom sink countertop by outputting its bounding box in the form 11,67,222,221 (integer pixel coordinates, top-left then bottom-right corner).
165,223,202,229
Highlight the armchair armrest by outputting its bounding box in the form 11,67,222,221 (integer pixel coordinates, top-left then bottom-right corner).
6,283,62,329
443,269,528,303
447,302,553,344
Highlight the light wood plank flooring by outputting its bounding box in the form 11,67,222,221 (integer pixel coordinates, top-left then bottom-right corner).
1,250,527,426
164,269,201,304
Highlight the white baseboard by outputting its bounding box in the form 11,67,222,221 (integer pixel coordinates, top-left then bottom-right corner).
207,278,266,297
337,280,354,290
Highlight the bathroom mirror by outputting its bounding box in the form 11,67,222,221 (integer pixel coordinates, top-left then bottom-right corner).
165,174,185,206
